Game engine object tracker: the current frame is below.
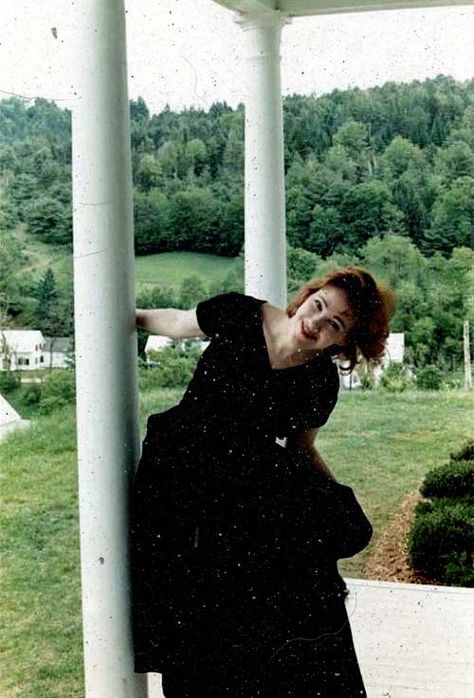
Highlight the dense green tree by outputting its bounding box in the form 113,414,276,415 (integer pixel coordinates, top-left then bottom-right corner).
360,234,428,290
308,206,346,257
434,141,474,182
130,97,152,152
341,181,405,247
215,186,244,256
0,233,26,323
287,245,321,283
133,189,169,254
34,268,62,336
165,187,220,252
381,136,424,180
23,196,72,244
427,177,474,254
134,154,163,192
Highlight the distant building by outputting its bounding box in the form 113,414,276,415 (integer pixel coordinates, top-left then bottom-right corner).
43,337,73,369
144,336,210,366
144,335,174,365
339,332,405,389
373,332,405,386
0,330,45,371
0,330,73,371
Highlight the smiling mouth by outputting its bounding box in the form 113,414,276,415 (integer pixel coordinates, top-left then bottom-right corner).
301,321,319,341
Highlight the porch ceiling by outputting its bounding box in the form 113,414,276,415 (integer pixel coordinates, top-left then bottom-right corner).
212,0,474,17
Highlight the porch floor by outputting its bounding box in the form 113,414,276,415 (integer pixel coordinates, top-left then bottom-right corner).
347,577,474,698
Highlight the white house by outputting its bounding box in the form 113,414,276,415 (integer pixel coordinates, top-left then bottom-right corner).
144,335,173,360
43,337,73,369
372,331,405,385
0,330,45,371
382,332,405,366
144,336,210,366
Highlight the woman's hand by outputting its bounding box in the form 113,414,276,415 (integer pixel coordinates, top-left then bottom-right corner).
135,308,205,339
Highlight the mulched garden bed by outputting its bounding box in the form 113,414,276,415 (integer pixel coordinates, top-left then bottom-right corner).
364,490,437,585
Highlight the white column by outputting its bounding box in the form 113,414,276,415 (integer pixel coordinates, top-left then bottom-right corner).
71,1,146,696
236,10,290,307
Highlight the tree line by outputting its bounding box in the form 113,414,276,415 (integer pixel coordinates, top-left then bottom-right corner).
1,75,474,258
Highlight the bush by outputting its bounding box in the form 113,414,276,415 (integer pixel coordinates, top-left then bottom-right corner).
451,438,474,462
139,341,203,390
0,370,21,394
380,363,414,392
408,497,474,586
416,364,443,390
39,370,76,414
421,460,474,498
359,370,375,391
21,383,42,407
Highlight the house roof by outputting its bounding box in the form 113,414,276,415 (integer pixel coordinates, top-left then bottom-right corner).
43,337,72,353
145,336,173,353
0,330,44,354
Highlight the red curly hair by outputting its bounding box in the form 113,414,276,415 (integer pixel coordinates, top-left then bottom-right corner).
286,266,396,372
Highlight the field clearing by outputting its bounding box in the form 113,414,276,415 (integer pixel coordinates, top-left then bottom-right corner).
135,251,241,288
1,388,473,696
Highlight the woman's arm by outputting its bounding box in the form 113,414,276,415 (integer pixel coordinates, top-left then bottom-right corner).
287,429,337,482
135,308,205,339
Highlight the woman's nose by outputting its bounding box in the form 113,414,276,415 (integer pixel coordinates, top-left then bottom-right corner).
310,311,329,331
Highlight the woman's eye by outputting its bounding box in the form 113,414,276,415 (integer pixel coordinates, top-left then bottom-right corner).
330,322,340,331
314,300,322,310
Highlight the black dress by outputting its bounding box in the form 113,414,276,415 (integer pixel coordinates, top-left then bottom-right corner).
130,292,373,697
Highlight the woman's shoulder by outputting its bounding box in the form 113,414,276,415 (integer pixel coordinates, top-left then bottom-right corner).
195,291,266,338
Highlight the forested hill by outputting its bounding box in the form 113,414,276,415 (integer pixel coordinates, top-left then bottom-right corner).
1,74,474,259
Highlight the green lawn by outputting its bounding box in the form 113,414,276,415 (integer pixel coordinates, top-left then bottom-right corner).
1,388,473,696
135,251,241,288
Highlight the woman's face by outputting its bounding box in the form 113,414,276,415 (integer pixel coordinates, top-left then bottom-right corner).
290,284,356,353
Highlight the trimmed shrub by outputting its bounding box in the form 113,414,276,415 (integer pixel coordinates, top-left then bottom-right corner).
408,497,474,586
450,438,474,462
420,460,474,499
416,364,443,390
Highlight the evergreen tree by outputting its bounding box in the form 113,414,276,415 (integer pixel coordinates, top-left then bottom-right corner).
34,268,61,336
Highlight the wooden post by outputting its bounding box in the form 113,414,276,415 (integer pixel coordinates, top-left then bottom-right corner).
464,320,472,390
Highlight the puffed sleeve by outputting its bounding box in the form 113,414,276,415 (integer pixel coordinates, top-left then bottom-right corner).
318,480,374,559
195,291,263,339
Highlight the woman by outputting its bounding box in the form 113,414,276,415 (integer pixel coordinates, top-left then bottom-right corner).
131,266,395,697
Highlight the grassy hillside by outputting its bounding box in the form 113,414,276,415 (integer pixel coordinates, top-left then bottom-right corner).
1,387,473,696
10,221,241,293
12,224,73,288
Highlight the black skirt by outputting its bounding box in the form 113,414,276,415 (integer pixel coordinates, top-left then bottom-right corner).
130,410,371,696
